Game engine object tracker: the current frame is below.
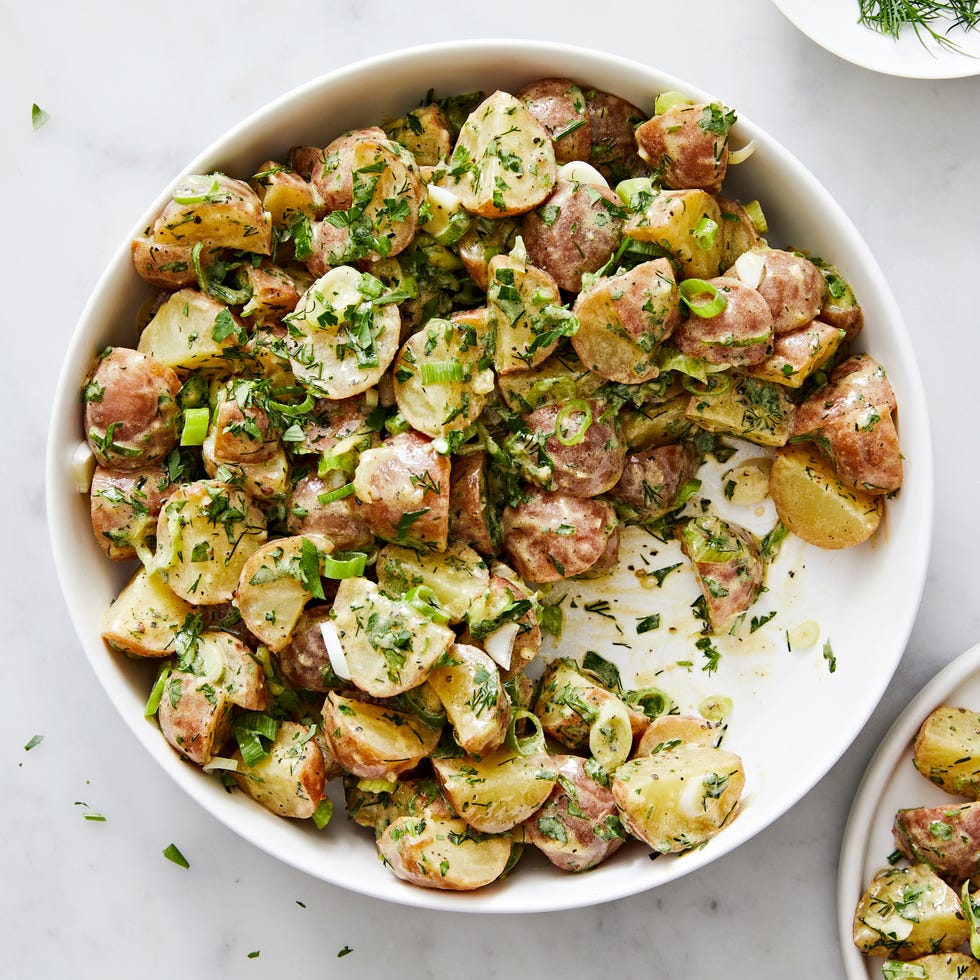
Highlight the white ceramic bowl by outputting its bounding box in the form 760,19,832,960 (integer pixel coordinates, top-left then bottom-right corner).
47,39,932,913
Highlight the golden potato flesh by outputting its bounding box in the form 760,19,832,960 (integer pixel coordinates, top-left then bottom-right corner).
769,443,882,550
100,568,193,658
426,643,510,755
611,744,745,853
233,721,326,819
624,189,723,281
634,715,725,757
913,706,980,800
233,534,333,652
322,692,441,782
432,746,557,834
152,173,272,254
377,805,513,891
329,576,455,698
155,480,267,604
852,864,968,959
445,90,557,218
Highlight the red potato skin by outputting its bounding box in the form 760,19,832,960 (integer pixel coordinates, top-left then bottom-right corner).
279,606,344,692
84,347,181,469
523,399,626,498
607,443,698,523
793,353,902,496
457,573,541,679
502,489,617,582
241,265,300,324
584,89,648,183
158,672,234,767
212,395,278,463
893,802,980,885
671,277,773,367
728,249,825,334
517,78,592,165
285,472,375,552
634,103,732,194
609,259,680,347
130,235,217,289
309,126,387,211
679,519,764,631
353,431,451,550
90,463,174,560
524,755,626,872
297,397,380,458
449,451,500,556
522,180,624,293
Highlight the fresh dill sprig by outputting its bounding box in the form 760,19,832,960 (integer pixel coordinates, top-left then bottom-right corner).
857,0,980,53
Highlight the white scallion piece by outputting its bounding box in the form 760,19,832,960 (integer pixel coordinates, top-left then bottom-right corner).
72,442,96,493
483,622,519,673
556,160,609,188
320,619,352,680
727,139,756,165
734,250,767,290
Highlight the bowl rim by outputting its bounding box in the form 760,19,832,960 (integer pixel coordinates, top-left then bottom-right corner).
46,37,934,913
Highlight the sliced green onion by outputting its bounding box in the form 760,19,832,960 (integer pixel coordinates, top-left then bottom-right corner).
679,279,727,319
693,216,719,250
505,710,546,756
312,798,334,830
555,399,593,446
699,695,733,723
589,700,633,772
233,712,280,767
401,684,447,728
654,91,691,115
881,962,927,980
317,483,356,506
180,407,210,446
615,177,657,210
743,199,768,235
173,175,221,205
405,585,450,625
419,361,465,385
144,663,172,718
357,778,398,794
538,604,564,638
625,688,673,720
681,371,732,396
162,842,189,868
385,412,410,436
321,551,367,580
268,390,316,416
963,881,980,959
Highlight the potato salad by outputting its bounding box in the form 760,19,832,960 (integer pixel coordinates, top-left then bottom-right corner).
81,76,903,891
853,706,980,978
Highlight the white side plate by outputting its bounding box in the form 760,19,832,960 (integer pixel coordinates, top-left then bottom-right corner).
839,642,980,977
772,0,980,78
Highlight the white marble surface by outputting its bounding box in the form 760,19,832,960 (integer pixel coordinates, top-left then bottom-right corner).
3,1,978,976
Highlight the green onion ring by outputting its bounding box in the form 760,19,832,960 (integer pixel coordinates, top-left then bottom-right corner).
505,710,546,756
321,551,367,580
679,278,727,319
554,399,593,446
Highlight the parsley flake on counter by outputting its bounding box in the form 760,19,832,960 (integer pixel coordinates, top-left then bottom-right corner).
338,945,354,958
23,734,44,751
247,951,260,959
31,104,50,131
163,843,190,868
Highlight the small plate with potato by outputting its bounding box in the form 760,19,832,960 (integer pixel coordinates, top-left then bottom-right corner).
839,642,980,978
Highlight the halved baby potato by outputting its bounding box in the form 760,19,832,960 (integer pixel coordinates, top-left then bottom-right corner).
769,443,882,549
